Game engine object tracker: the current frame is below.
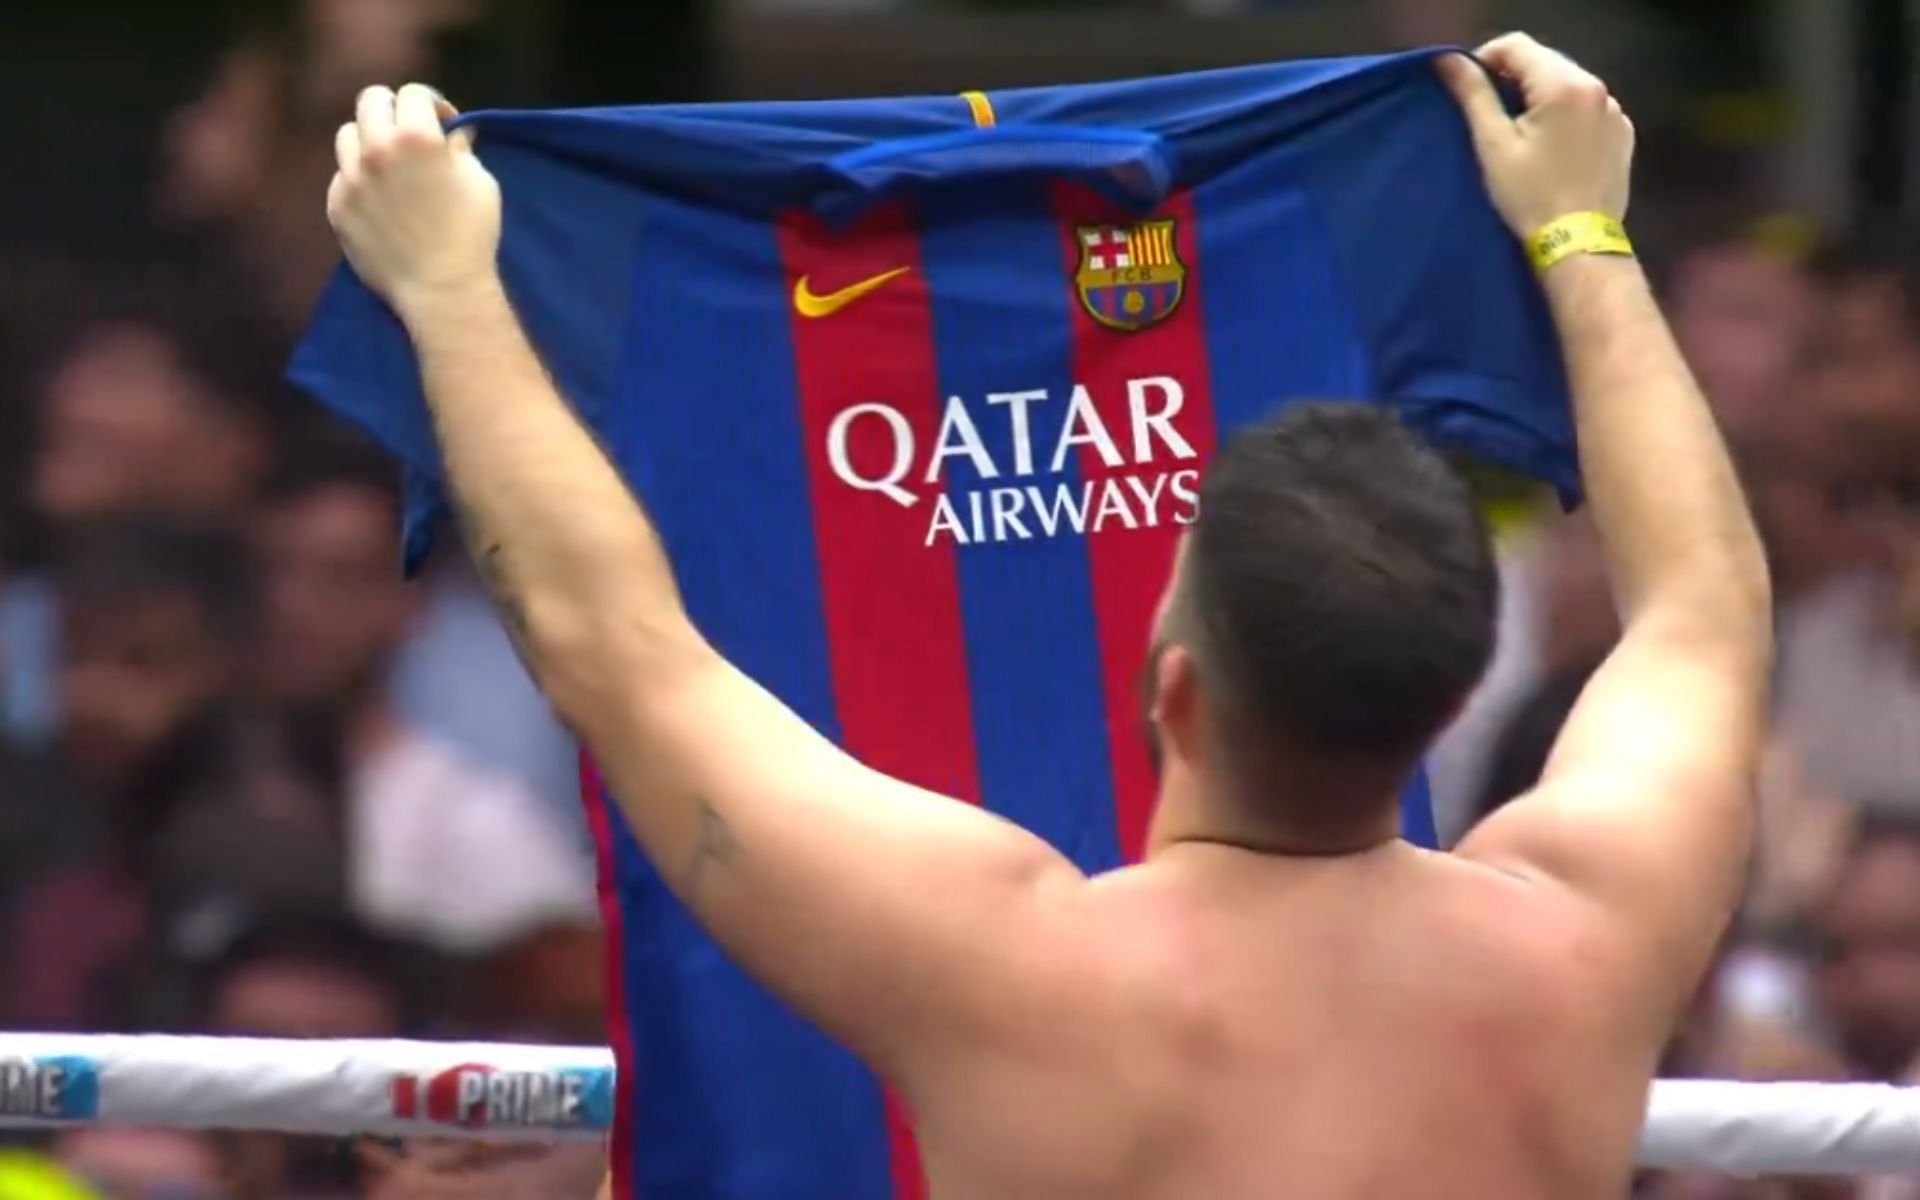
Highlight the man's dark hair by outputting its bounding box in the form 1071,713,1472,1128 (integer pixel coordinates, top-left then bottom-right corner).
1174,403,1499,781
53,516,254,645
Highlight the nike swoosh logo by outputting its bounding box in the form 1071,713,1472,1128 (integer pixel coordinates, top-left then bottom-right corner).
793,267,911,318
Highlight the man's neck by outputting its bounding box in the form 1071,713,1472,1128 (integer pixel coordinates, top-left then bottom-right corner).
1144,758,1404,860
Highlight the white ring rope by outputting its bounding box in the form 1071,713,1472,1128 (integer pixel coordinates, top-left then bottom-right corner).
0,1034,1916,1175
0,1035,612,1144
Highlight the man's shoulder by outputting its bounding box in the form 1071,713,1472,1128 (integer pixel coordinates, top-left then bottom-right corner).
1422,843,1653,1007
1069,852,1614,1042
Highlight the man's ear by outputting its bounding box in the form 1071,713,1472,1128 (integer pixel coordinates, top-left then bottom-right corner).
1151,642,1205,766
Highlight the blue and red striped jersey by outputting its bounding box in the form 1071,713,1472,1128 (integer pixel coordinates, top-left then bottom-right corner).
292,48,1577,1200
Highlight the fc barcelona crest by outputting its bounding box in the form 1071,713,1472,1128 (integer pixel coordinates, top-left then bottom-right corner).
1074,219,1186,332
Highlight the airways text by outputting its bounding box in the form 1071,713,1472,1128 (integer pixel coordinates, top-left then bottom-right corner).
825,375,1202,547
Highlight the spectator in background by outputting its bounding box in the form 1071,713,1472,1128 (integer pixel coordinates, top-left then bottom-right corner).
1813,814,1920,1084
1728,222,1920,605
51,522,248,797
1805,811,1920,1200
1683,228,1920,1064
201,914,413,1041
248,443,593,951
53,1128,231,1200
1771,227,1920,807
1664,212,1818,446
30,303,275,531
1,519,258,1027
199,914,417,1200
157,1,586,843
1800,228,1920,448
1437,216,1920,844
149,1,585,834
157,0,486,331
2,276,284,744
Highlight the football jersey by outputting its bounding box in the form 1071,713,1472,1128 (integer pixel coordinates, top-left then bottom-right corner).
291,47,1577,1200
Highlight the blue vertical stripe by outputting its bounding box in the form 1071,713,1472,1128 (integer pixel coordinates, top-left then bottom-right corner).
916,188,1124,874
1189,158,1371,430
605,194,895,1198
1191,162,1441,850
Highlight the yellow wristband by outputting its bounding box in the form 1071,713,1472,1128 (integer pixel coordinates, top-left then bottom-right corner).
1526,212,1634,273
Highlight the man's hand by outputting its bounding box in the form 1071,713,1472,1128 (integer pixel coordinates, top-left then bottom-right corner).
328,83,502,318
1437,33,1634,237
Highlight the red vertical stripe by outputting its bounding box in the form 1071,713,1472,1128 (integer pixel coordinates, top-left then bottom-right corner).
883,1103,925,1200
579,752,639,1200
779,202,983,1200
391,1074,417,1119
1054,188,1220,861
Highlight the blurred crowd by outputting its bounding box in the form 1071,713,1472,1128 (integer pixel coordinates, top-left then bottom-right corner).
0,2,607,1196
1428,215,1920,1199
6,1,1920,1198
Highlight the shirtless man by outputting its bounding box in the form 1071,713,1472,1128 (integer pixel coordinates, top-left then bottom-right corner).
325,33,1770,1199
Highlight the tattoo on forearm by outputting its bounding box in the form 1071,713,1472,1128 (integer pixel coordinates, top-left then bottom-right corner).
452,496,532,643
477,540,531,639
683,795,739,897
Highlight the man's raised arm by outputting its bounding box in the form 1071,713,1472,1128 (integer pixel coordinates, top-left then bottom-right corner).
324,84,1089,1075
1442,39,1773,1015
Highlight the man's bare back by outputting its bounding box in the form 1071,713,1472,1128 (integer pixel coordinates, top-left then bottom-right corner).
909,844,1652,1199
329,32,1770,1200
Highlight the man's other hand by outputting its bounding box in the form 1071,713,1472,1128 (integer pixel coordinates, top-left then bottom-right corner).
1436,33,1635,238
328,84,503,318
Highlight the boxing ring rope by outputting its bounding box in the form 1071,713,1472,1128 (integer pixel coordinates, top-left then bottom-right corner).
1,1034,1917,1176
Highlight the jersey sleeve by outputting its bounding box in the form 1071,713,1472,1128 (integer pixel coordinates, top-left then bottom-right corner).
289,133,655,570
988,50,1579,500
288,271,443,570
288,98,960,569
1295,60,1580,502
